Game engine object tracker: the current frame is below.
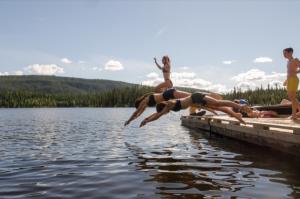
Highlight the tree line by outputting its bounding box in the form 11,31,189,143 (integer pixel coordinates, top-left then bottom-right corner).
0,85,294,108
224,86,289,105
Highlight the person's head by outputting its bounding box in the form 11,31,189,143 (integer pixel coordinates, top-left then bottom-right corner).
134,93,153,109
156,102,168,113
234,99,249,105
162,56,170,65
239,99,249,105
283,47,294,59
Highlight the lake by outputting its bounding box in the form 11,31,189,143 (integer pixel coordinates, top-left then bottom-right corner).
0,108,299,199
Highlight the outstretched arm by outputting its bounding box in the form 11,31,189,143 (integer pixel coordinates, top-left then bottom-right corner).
154,57,162,70
124,100,147,126
140,106,170,127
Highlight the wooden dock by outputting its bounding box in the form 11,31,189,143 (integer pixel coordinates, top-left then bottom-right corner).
181,115,300,156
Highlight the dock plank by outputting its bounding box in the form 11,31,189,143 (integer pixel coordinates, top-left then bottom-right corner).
181,115,300,156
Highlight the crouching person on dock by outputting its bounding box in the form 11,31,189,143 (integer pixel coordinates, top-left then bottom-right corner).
153,56,173,93
139,92,251,127
233,99,278,118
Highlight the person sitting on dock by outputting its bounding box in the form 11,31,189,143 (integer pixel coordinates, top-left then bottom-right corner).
153,56,173,93
283,47,300,120
139,92,251,127
233,99,278,118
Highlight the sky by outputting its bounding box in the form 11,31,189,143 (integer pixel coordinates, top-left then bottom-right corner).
0,0,299,93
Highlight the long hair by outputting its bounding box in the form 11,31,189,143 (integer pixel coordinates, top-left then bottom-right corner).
134,92,155,109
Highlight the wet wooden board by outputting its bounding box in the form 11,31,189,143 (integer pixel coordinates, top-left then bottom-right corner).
180,115,300,156
207,115,300,134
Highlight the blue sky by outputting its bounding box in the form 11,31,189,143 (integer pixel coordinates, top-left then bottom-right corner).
0,0,299,93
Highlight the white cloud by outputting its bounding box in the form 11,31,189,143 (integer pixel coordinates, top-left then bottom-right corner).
92,66,103,71
231,69,286,91
179,66,190,70
142,71,229,93
0,72,9,76
171,72,196,79
0,71,23,76
78,60,86,64
104,60,124,71
236,82,257,91
14,70,23,75
231,69,285,82
26,64,64,75
222,60,236,65
146,72,159,79
253,57,273,63
61,57,72,64
269,80,283,88
231,69,266,82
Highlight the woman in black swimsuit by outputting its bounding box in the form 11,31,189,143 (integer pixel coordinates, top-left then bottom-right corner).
154,56,173,93
139,92,251,127
124,88,190,126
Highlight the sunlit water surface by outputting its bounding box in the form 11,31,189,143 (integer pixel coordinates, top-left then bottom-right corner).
0,108,299,199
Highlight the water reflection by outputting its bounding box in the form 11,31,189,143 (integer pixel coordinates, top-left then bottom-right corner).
0,108,299,199
126,127,300,198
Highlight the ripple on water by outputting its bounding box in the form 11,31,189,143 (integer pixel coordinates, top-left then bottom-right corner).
0,108,299,199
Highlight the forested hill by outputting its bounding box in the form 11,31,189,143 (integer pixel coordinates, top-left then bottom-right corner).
0,75,135,94
0,75,209,107
0,75,289,108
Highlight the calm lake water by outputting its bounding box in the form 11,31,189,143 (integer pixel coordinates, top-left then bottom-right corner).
0,108,299,199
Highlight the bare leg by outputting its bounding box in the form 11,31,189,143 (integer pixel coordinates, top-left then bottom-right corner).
212,106,246,124
288,91,299,119
204,96,249,112
154,80,173,93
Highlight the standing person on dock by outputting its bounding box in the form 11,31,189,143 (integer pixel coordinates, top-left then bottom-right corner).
283,47,300,119
153,56,173,93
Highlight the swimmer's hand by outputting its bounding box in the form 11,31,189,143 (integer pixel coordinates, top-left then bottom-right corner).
124,120,130,126
139,120,147,128
154,57,157,62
